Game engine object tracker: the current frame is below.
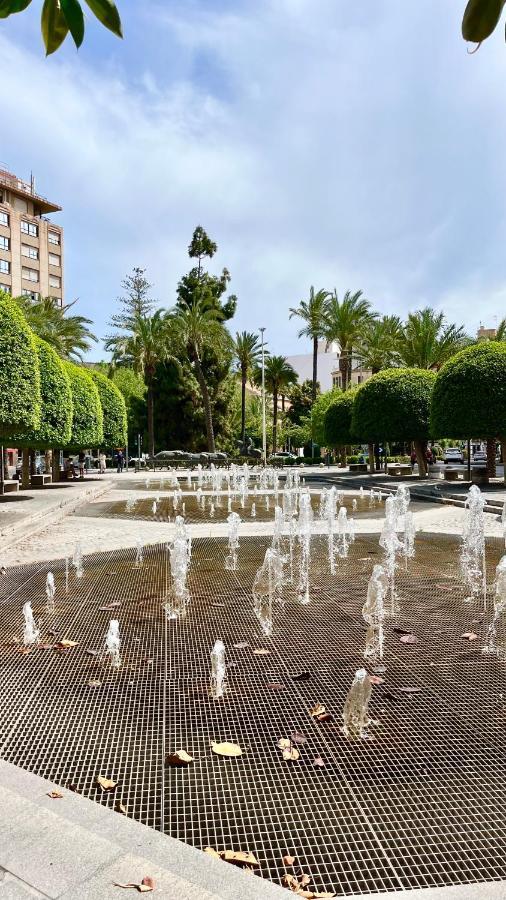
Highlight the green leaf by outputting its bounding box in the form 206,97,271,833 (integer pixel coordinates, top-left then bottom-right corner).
462,0,506,43
84,0,122,37
41,0,69,55
61,0,85,48
0,0,33,19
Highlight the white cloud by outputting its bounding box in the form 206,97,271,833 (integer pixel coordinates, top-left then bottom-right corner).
1,0,506,358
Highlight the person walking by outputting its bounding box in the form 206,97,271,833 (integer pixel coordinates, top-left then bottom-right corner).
99,451,107,475
78,450,86,479
116,449,124,474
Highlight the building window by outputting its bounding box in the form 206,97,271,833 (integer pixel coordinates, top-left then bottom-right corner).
0,283,10,294
0,260,10,274
48,252,60,267
22,244,38,260
49,274,61,289
48,231,60,245
22,267,38,283
0,236,9,250
21,220,38,237
21,289,39,301
357,375,363,384
0,211,8,227
332,374,342,388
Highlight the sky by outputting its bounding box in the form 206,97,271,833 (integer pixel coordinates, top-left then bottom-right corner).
1,0,506,359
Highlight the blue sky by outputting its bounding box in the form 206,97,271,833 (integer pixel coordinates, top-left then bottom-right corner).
2,0,506,359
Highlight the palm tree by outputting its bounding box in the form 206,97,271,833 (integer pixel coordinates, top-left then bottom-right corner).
324,290,375,391
495,318,506,341
13,295,96,361
258,356,297,453
233,331,263,446
169,298,232,452
397,308,470,370
354,315,403,374
289,287,330,404
105,311,173,457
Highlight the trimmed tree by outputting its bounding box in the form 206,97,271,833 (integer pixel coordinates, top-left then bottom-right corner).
323,388,358,466
431,342,506,482
89,370,127,450
64,363,104,450
11,336,73,486
352,369,436,477
0,289,41,439
311,388,342,447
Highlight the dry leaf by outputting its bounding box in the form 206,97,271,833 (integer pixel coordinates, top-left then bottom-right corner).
253,648,270,655
369,675,385,685
233,641,249,649
165,749,193,767
266,682,285,691
283,854,296,866
56,638,78,649
313,756,326,767
204,847,220,860
290,731,307,745
211,741,243,757
88,679,102,688
114,877,155,893
397,686,422,694
399,634,418,644
116,801,128,815
309,703,326,718
291,671,310,681
47,790,63,799
85,649,99,656
300,874,311,887
462,631,479,641
278,738,291,750
282,745,300,761
96,775,117,792
221,850,259,867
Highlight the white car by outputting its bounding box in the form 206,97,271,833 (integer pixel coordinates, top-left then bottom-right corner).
443,448,464,464
472,450,487,465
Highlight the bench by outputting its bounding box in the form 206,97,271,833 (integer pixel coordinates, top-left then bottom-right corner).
1,479,19,494
30,473,52,488
445,468,462,482
388,464,412,478
349,463,368,473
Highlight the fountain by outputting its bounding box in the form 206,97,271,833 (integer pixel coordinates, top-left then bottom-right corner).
403,510,416,569
209,502,215,518
165,517,191,619
253,548,284,636
152,500,157,516
352,498,358,512
210,640,227,699
460,484,487,608
379,496,403,616
22,600,40,646
483,556,506,656
321,487,337,574
342,668,374,740
265,494,270,511
72,541,83,579
272,506,284,553
45,571,55,614
104,619,121,668
362,565,388,669
337,506,355,559
297,491,313,604
225,512,241,571
250,503,256,518
134,538,144,568
227,496,232,514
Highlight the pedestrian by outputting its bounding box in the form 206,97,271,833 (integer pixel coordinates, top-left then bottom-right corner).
99,451,107,475
116,449,124,474
78,450,86,479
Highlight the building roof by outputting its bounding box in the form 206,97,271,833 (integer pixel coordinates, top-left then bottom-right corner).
0,169,61,215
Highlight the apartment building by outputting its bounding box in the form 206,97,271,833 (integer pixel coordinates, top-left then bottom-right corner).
0,169,63,304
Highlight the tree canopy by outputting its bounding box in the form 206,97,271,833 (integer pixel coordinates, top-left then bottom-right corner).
323,388,358,447
64,362,104,449
352,368,436,443
311,388,342,446
12,336,72,449
90,370,127,448
0,290,41,438
0,0,122,56
431,342,506,439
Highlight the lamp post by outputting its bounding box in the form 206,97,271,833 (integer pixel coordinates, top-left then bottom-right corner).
260,327,266,466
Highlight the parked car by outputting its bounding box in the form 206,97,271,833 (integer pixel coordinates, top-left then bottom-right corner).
128,456,146,468
443,447,464,464
472,450,487,466
268,451,298,464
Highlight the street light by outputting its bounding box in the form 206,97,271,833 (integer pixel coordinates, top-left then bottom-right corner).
260,327,266,465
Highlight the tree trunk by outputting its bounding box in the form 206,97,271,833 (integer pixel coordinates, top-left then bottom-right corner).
339,352,348,392
414,440,427,478
147,382,155,458
194,356,215,453
368,442,375,474
272,390,278,454
29,448,36,478
340,446,347,467
2,448,8,482
241,372,246,445
45,449,52,476
486,437,496,480
501,440,506,484
52,450,60,483
22,450,30,489
312,335,318,404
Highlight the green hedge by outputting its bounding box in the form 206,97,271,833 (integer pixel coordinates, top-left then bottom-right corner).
431,342,506,439
311,388,341,446
12,336,72,448
64,362,104,449
90,370,127,448
323,388,358,447
352,368,436,443
0,290,40,437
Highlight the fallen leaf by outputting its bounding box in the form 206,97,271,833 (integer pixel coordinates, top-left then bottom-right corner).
283,874,301,891
38,643,53,650
96,775,117,792
88,679,102,688
46,790,63,799
313,756,326,767
266,682,285,691
211,741,243,757
392,626,411,635
462,631,479,641
369,675,385,685
204,847,221,859
397,686,422,694
85,649,99,656
55,638,78,649
66,782,78,792
114,877,155,893
105,572,118,576
399,634,418,644
283,854,296,866
300,875,311,887
233,641,249,649
253,648,270,655
278,738,291,750
165,749,193,767
278,739,300,761
291,671,311,681
221,850,259,867
116,801,128,815
309,703,326,718
99,605,120,611
291,731,307,745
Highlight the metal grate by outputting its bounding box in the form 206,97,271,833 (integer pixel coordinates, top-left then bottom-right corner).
0,533,505,896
